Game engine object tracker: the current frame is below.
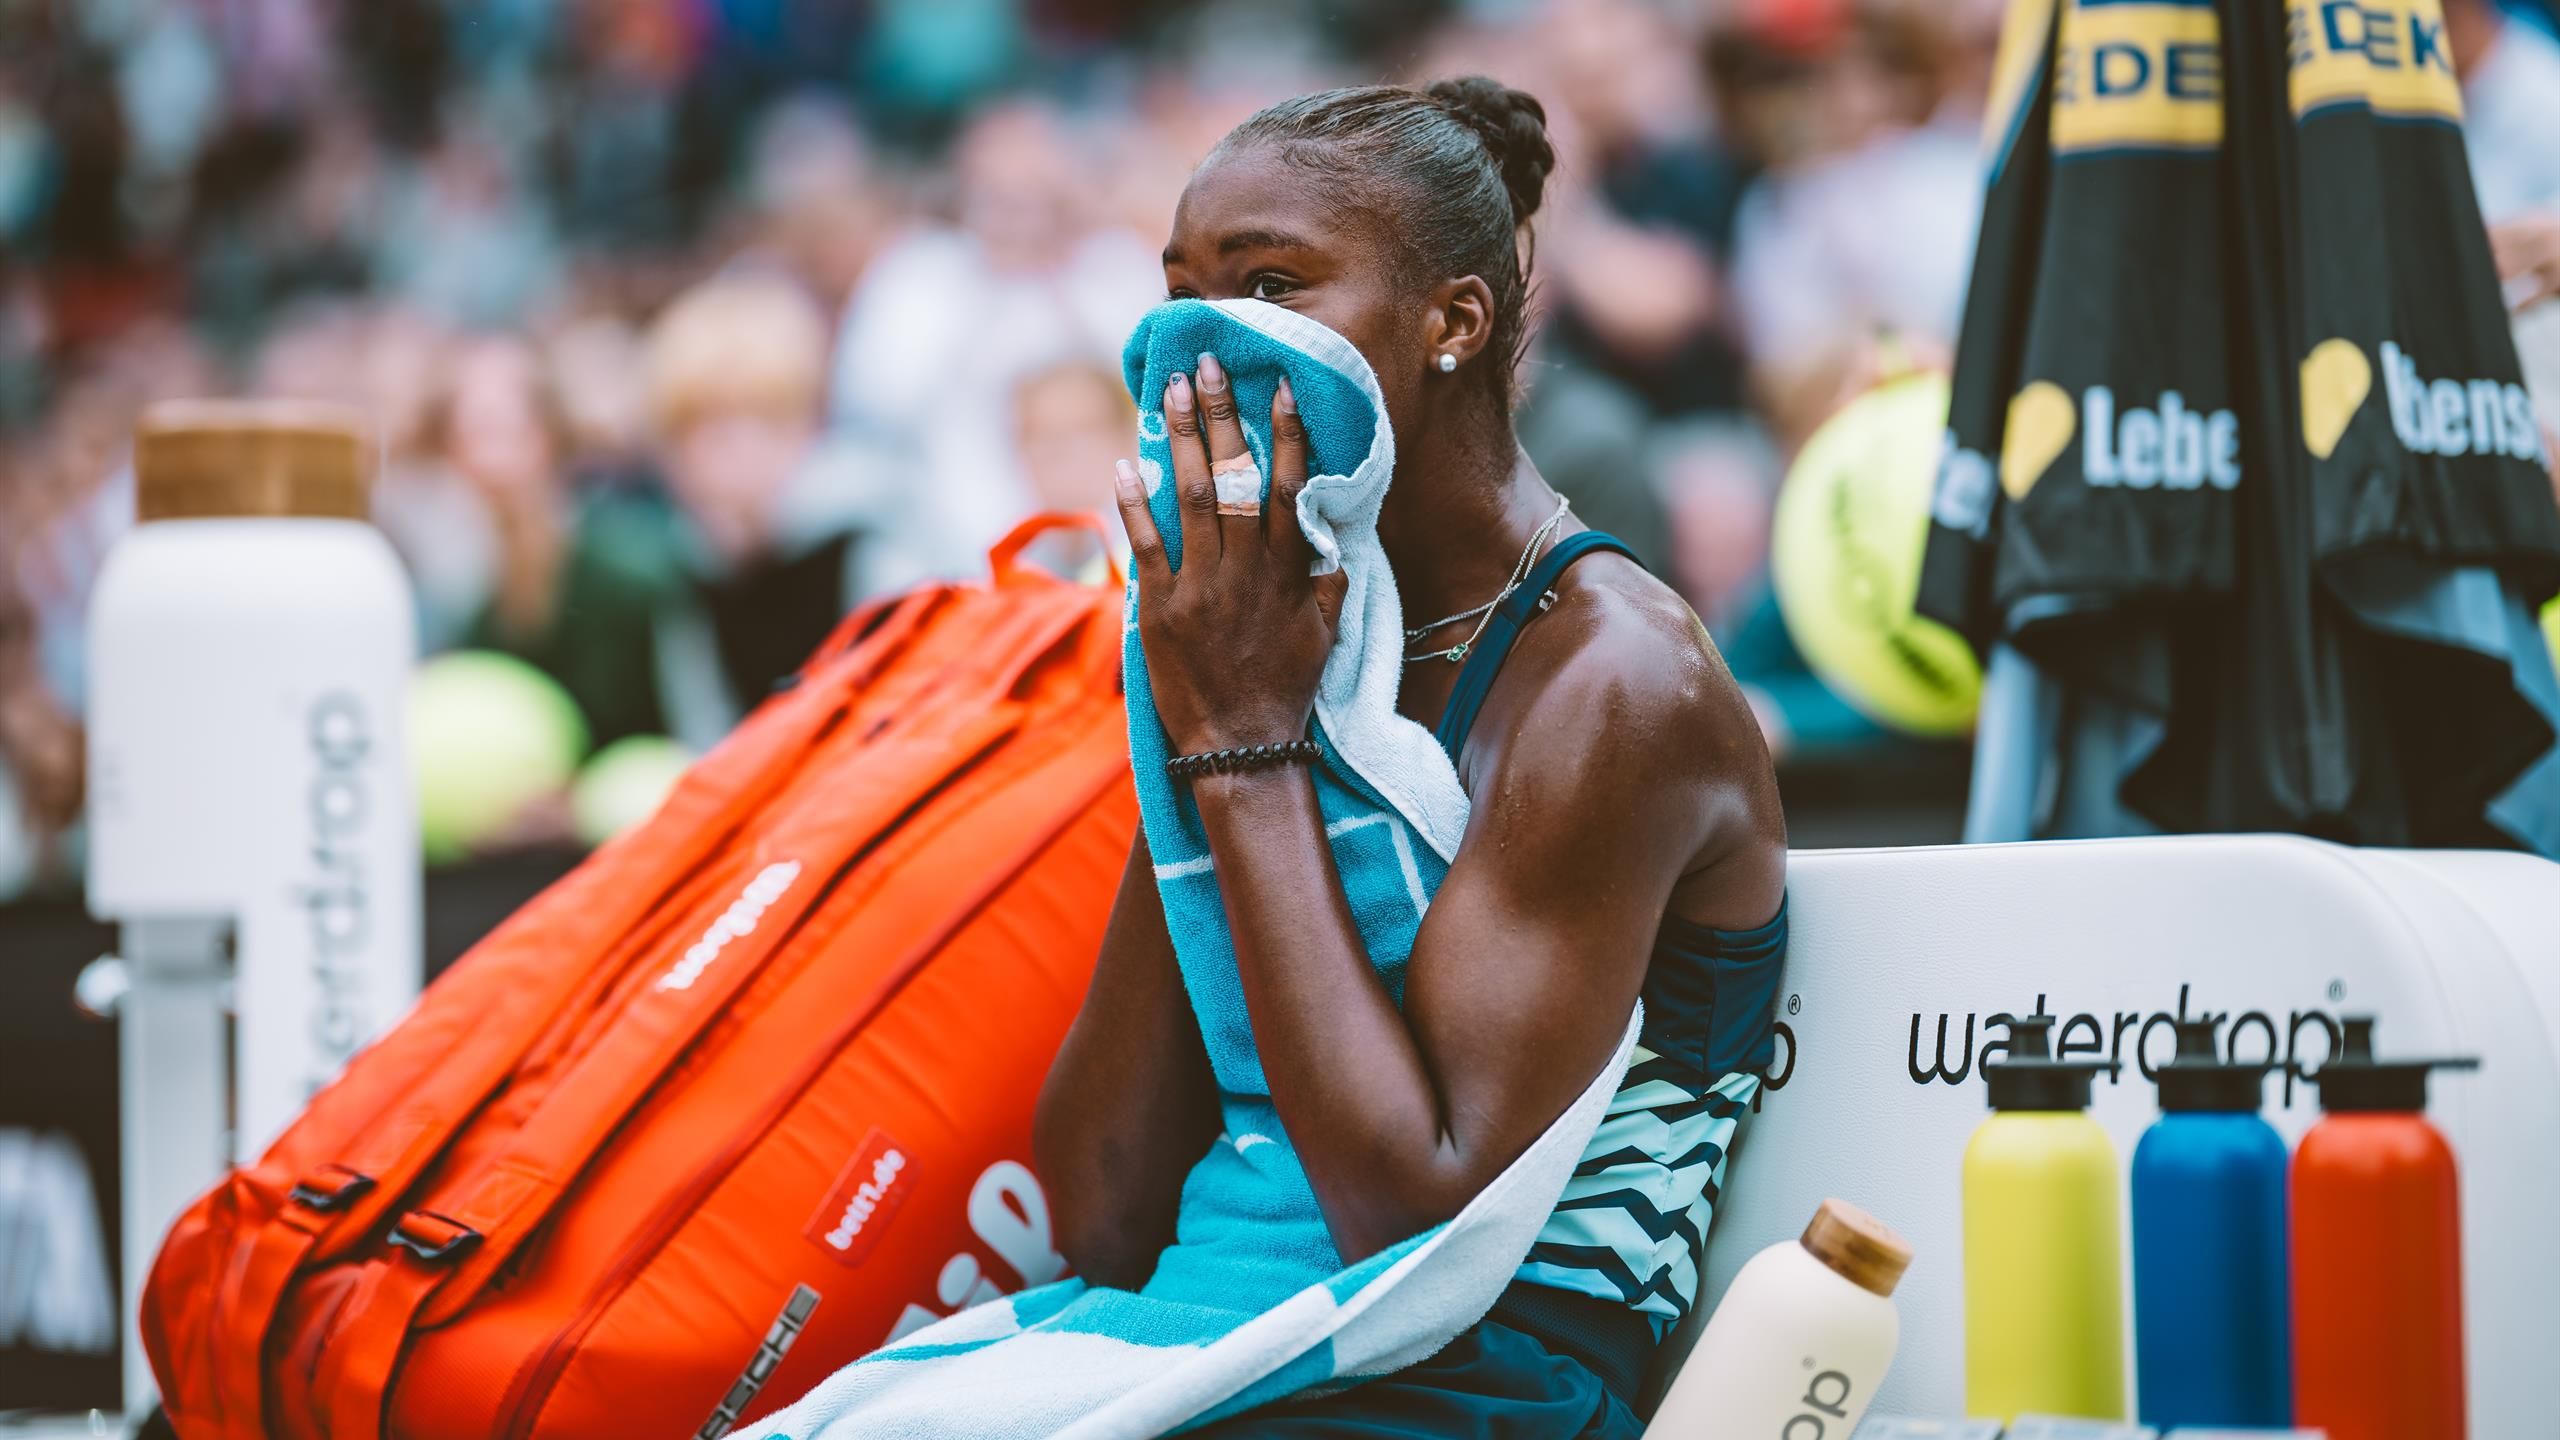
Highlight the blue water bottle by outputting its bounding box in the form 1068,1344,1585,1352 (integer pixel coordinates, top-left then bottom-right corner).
2130,1017,2291,1429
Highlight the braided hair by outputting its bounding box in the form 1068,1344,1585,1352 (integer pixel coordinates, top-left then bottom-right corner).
1219,77,1557,413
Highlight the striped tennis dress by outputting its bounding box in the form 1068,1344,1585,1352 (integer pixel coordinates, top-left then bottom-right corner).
1190,528,1790,1436
1428,529,1790,1337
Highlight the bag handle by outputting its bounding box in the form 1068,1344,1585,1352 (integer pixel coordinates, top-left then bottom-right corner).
989,510,1124,590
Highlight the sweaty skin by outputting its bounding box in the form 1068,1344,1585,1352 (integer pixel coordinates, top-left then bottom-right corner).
1033,145,1786,1286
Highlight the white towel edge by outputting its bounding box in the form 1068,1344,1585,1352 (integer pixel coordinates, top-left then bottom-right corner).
1204,299,1472,863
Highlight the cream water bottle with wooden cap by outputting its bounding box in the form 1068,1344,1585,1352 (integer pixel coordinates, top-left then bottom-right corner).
1653,1198,1911,1437
1963,1013,2125,1423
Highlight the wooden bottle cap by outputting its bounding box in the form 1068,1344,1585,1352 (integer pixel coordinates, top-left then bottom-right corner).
134,399,373,523
1799,1197,1912,1298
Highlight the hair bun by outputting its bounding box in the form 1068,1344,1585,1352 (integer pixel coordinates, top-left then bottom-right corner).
1425,76,1555,225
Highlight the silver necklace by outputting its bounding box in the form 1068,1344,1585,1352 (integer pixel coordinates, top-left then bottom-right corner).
1402,497,1572,664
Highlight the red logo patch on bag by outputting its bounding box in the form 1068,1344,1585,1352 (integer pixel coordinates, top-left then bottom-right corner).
805,1129,915,1267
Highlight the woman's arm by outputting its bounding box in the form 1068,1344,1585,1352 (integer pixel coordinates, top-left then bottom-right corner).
1187,629,1766,1261
1115,359,1784,1263
1033,831,1222,1290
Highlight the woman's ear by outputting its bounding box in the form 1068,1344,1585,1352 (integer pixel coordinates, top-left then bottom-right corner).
1420,275,1497,378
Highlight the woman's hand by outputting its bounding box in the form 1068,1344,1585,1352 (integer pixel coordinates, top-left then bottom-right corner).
1115,353,1346,755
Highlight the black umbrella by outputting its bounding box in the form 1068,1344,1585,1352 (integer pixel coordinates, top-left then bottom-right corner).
1919,0,2560,853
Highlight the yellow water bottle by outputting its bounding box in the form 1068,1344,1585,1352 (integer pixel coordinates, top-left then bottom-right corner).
1962,1011,2125,1423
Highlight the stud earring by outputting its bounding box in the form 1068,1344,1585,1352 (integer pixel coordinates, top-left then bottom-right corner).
1437,353,1458,374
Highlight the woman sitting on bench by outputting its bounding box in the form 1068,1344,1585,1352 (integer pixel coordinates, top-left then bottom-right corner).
1037,77,1790,1438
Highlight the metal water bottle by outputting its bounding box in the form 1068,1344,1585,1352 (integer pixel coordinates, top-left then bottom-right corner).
2130,1017,2290,1429
2291,1017,2477,1440
1962,1012,2124,1423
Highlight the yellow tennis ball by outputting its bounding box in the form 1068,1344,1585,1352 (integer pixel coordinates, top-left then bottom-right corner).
1771,370,1984,737
571,735,691,848
2544,594,2559,674
409,650,589,863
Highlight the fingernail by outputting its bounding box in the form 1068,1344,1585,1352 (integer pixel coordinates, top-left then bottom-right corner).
1275,376,1295,415
1196,352,1225,392
1168,374,1192,412
1114,459,1139,494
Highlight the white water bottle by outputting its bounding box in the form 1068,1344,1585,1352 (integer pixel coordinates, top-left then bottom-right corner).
1654,1198,1911,1438
88,400,420,1411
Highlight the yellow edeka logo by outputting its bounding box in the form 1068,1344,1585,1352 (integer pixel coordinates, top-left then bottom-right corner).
2286,0,2462,122
2051,1,2224,154
1982,0,2056,167
2298,338,2371,459
2002,382,2077,499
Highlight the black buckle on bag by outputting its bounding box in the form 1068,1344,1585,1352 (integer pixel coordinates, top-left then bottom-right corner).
288,1165,377,1214
388,1210,484,1265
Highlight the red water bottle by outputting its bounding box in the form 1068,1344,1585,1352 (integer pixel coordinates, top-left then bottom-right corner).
2291,1016,2479,1440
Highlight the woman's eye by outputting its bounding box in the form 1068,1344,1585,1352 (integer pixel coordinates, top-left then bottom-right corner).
1248,274,1298,301
1166,287,1200,301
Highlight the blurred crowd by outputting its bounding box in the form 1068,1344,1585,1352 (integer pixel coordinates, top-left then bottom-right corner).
4,0,2558,896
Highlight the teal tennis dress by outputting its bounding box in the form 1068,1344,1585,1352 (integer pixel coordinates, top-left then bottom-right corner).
1194,531,1787,1437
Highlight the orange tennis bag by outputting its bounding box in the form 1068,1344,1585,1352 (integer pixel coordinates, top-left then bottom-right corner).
140,516,1139,1440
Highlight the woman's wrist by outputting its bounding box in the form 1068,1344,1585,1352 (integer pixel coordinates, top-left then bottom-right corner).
1166,712,1312,757
1166,738,1321,784
1187,759,1320,814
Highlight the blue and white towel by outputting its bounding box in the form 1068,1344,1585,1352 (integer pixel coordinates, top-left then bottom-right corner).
750,299,1636,1439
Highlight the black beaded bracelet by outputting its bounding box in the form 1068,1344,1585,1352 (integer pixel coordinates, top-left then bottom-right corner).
1165,738,1322,783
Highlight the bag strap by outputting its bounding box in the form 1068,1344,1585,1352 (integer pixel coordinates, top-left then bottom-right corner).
989,510,1125,590
1432,530,1638,761
795,584,933,683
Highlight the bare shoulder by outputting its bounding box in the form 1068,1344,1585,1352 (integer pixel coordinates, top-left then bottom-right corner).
1476,554,1762,768
1461,551,1783,860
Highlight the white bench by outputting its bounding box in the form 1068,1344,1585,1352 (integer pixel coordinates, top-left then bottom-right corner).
1646,835,2560,1433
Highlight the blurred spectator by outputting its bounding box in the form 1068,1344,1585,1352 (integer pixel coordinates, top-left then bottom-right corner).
410,330,669,750
1719,0,1990,448
187,95,383,351
646,270,955,747
1531,0,1747,417
2448,0,2560,224
828,101,1161,568
543,313,655,479
1654,415,1880,762
0,318,215,893
1515,363,1676,571
1013,358,1135,520
862,0,1030,132
375,114,565,327
0,0,2057,889
444,335,578,646
553,0,686,253
0,485,83,895
15,321,216,717
648,272,838,571
1007,358,1138,582
741,95,904,315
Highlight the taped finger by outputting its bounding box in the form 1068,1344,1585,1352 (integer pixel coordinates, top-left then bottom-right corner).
1211,451,1263,516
